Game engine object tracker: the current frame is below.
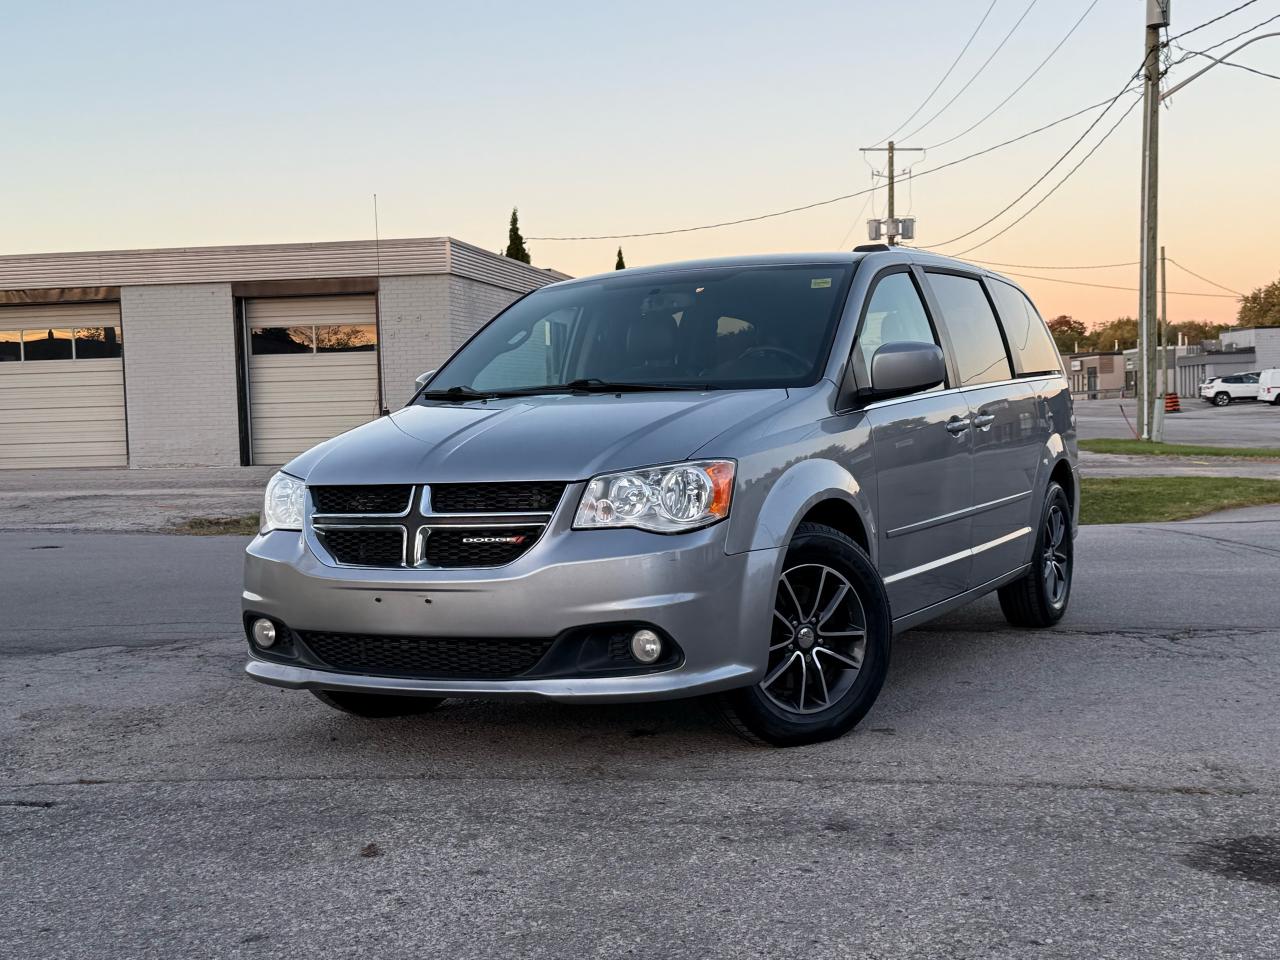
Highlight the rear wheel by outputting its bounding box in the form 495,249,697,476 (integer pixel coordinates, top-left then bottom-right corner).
311,690,445,717
998,481,1073,628
1214,392,1231,407
713,522,891,747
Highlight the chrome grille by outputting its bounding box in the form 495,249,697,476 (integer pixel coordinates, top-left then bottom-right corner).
306,481,564,569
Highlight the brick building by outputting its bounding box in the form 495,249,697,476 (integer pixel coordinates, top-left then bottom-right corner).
0,238,566,468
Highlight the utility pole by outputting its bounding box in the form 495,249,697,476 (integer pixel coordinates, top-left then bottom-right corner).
1152,244,1169,441
859,140,924,245
1138,0,1169,440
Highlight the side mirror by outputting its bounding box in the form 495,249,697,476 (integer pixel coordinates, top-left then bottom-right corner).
865,342,946,402
415,369,437,390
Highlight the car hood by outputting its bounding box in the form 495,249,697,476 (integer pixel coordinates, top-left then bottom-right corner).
283,390,790,484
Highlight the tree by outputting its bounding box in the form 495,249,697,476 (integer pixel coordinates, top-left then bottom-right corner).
1237,277,1280,328
505,208,531,264
1088,316,1140,352
1046,315,1086,354
1169,319,1230,345
615,247,626,270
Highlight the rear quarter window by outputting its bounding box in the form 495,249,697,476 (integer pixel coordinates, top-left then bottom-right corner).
988,278,1062,376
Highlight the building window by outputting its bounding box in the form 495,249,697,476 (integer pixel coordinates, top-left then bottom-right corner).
251,326,314,354
22,328,74,361
0,330,20,362
251,324,378,355
73,326,123,359
315,323,377,352
0,326,123,362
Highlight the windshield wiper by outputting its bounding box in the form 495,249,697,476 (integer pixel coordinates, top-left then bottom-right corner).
417,386,514,402
510,378,713,395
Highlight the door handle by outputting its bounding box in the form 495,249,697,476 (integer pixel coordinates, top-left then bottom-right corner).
973,413,996,431
946,417,971,436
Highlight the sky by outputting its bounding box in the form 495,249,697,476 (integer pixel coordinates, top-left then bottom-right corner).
2,0,1277,328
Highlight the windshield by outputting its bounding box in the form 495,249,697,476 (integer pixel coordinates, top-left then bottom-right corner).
423,263,856,396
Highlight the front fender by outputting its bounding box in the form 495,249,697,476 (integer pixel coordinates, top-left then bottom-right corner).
728,457,876,564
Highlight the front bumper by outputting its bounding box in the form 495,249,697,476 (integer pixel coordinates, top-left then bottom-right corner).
243,519,782,702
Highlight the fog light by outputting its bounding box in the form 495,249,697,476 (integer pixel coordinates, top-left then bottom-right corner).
252,618,278,648
630,629,662,664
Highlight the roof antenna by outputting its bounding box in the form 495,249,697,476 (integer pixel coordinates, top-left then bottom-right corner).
373,193,389,416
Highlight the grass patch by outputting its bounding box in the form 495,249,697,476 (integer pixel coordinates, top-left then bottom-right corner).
169,514,261,536
1080,477,1280,525
1080,438,1280,460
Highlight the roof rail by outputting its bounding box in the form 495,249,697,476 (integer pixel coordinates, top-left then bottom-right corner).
852,243,891,253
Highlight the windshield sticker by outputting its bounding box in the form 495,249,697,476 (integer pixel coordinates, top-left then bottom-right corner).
811,278,832,289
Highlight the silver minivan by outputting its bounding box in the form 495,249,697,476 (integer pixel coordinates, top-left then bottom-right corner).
243,248,1077,745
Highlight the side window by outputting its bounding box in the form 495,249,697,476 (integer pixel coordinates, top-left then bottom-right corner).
1243,373,1259,384
471,307,578,390
855,271,940,386
987,278,1062,376
926,272,1013,386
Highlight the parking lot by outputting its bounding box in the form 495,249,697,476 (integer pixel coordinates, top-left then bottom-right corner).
4,503,1280,958
1074,397,1280,447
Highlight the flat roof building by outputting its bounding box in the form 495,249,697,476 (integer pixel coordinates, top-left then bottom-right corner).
0,238,565,468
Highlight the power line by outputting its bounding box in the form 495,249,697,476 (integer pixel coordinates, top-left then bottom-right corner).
969,257,1137,270
926,0,1099,150
874,0,1000,146
947,94,1143,257
1174,11,1280,61
1177,48,1280,82
918,64,1143,251
902,0,1041,143
836,188,876,250
1167,258,1245,295
1168,0,1262,43
997,269,1240,298
528,90,1133,241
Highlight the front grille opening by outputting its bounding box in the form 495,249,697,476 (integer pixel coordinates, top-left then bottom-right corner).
298,632,555,679
317,527,405,566
429,482,566,514
424,527,540,567
311,485,412,515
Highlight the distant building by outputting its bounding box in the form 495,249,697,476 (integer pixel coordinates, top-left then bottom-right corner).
1065,351,1126,398
1175,327,1280,396
0,238,567,468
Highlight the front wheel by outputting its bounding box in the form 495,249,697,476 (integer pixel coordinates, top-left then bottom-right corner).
1214,392,1231,407
311,690,446,717
713,522,891,747
997,481,1073,628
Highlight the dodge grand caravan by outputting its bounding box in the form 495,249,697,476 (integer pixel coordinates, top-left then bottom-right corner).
243,248,1078,745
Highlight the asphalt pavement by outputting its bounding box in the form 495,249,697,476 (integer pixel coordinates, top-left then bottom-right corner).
1073,397,1280,447
3,515,1280,959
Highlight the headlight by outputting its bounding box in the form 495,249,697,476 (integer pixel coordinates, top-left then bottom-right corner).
262,472,306,531
574,460,734,533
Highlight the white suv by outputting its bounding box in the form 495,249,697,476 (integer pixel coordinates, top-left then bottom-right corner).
1200,373,1260,406
1259,369,1280,406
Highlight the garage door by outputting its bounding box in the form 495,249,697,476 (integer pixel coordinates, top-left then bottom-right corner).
0,302,126,469
246,295,381,465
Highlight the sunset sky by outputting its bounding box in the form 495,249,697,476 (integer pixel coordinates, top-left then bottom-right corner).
3,1,1276,327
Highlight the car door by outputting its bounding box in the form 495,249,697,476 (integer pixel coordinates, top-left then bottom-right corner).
923,270,1043,589
853,267,974,617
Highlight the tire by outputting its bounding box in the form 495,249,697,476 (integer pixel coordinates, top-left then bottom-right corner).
713,522,891,747
997,481,1073,628
311,690,446,717
1214,392,1231,407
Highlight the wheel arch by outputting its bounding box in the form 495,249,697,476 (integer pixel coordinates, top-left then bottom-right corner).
732,457,877,565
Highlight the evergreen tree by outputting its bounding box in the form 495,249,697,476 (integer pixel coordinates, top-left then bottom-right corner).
615,247,626,270
505,208,531,264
